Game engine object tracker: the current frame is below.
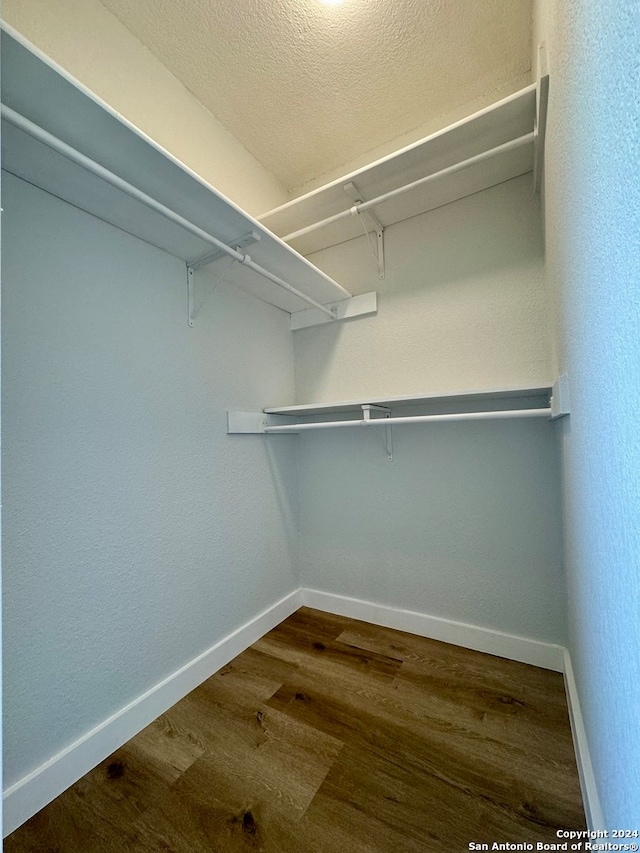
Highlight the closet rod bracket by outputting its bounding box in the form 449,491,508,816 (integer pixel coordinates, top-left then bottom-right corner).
345,182,385,280
188,231,260,273
362,405,393,461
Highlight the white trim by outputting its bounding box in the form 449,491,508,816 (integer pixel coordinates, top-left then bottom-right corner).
290,291,377,331
562,649,604,830
301,588,566,671
2,588,302,837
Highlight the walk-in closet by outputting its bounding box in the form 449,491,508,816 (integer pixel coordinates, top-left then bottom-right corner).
1,0,638,847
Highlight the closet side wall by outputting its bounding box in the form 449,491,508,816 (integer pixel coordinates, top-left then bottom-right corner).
2,174,298,794
540,0,640,825
294,174,566,645
2,0,289,216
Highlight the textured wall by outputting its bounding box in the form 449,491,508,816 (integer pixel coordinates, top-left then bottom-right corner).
3,0,288,215
294,174,550,404
2,173,297,789
297,417,567,644
293,173,563,645
541,0,640,826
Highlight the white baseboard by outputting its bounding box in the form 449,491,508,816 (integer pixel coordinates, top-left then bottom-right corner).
2,588,302,838
562,649,604,830
301,588,566,672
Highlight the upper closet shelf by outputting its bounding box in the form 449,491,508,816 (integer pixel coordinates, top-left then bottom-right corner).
0,24,373,329
259,80,548,258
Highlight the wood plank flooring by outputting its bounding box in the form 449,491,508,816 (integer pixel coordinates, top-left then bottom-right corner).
5,608,586,851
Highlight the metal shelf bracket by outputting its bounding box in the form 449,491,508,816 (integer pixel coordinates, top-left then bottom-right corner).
187,265,195,327
550,374,570,419
188,232,262,327
345,182,385,280
362,404,393,461
534,42,550,194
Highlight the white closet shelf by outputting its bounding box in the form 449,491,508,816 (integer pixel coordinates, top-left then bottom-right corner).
227,380,570,440
258,82,548,258
0,24,373,328
264,385,552,417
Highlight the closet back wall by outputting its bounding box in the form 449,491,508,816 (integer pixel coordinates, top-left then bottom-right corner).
297,417,566,644
2,173,298,794
295,174,566,645
295,175,549,402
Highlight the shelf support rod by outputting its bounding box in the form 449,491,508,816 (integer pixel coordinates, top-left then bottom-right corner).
1,104,337,321
283,132,535,244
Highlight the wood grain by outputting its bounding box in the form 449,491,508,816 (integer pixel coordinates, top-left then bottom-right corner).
5,607,585,851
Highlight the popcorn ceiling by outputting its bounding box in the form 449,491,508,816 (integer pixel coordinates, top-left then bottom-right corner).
99,0,532,190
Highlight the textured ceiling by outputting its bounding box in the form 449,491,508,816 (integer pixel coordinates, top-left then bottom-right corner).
98,0,532,192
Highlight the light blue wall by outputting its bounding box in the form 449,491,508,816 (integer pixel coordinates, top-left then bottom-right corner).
544,0,640,824
1,172,298,789
297,415,566,645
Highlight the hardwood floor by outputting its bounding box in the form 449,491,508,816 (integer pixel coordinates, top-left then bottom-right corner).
5,608,586,851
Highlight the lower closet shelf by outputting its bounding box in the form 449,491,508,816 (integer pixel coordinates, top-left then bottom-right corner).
226,378,569,438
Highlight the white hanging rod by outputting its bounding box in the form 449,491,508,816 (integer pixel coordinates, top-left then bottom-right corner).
283,132,535,243
1,104,336,320
263,407,551,433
